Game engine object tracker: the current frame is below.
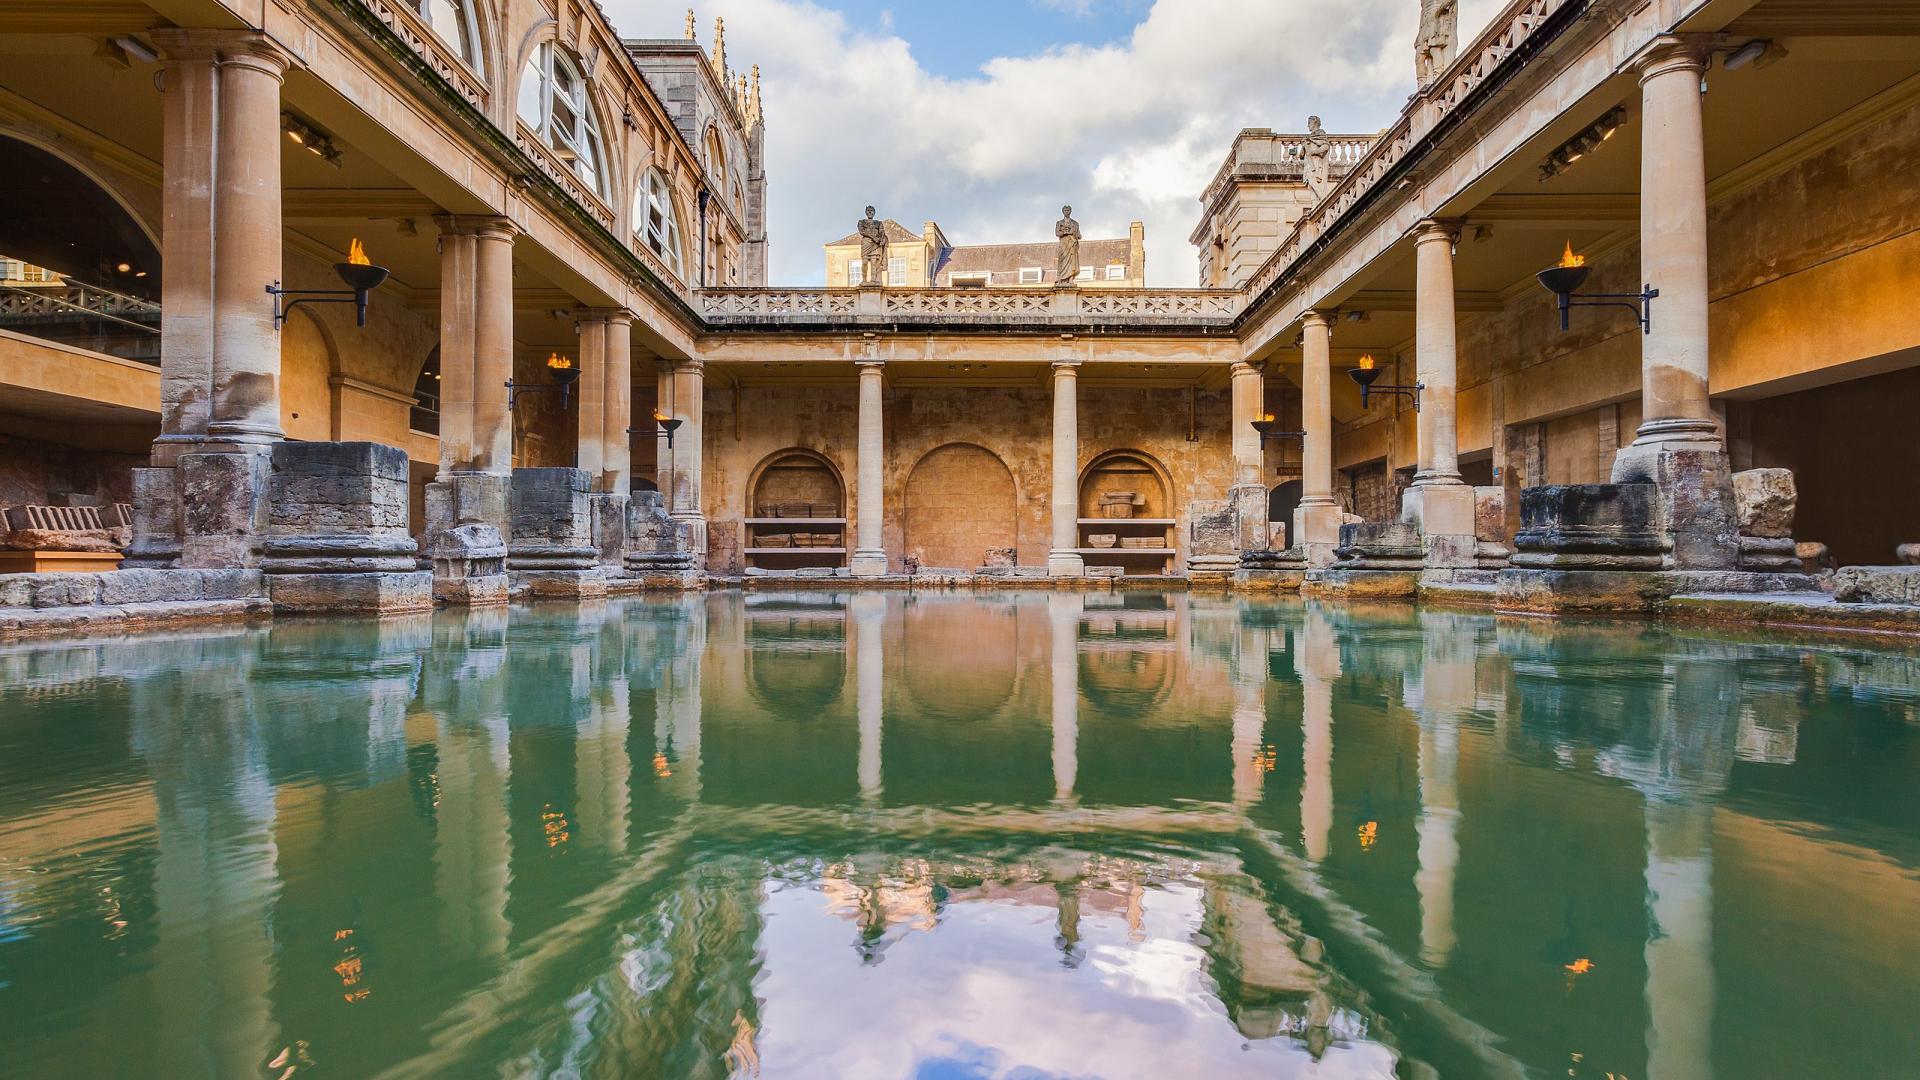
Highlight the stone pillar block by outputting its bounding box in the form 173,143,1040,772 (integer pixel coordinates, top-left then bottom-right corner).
125,466,182,569
1401,483,1476,569
1653,448,1739,571
1187,499,1241,582
261,441,430,614
1509,484,1665,570
424,472,510,605
1333,521,1427,570
1294,502,1345,570
1229,482,1269,555
588,492,630,569
1472,486,1511,569
509,467,606,598
177,449,270,569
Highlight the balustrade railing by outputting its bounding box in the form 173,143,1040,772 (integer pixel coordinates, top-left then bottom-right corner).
698,286,1242,326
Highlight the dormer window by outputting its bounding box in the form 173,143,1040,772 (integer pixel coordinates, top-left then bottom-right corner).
518,43,607,199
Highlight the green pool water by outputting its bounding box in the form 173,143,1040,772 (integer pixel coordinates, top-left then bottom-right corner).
3,593,1918,1078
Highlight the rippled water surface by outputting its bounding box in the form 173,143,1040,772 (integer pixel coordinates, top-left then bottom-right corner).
3,593,1919,1078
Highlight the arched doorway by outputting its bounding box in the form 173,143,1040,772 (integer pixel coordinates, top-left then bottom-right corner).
1269,480,1302,549
903,443,1018,570
745,448,847,570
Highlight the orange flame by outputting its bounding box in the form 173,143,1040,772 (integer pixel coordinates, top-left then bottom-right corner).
1357,353,1377,372
1558,240,1587,269
347,238,370,266
652,409,671,422
1259,412,1276,424
546,352,573,371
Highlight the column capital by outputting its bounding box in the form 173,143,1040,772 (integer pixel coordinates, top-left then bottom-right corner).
1230,360,1263,379
151,28,292,70
1413,218,1463,246
436,214,519,242
1050,358,1082,373
575,306,634,326
1301,309,1336,330
855,358,885,371
1633,35,1715,83
672,358,705,375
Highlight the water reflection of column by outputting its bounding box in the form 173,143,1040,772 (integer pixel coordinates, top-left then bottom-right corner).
852,593,886,803
577,613,632,853
1231,620,1268,806
1297,606,1339,862
432,606,513,960
1049,593,1082,801
657,597,707,799
134,654,282,1076
1413,615,1467,969
1644,798,1714,1080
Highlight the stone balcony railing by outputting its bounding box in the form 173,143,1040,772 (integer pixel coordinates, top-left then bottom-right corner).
697,286,1244,332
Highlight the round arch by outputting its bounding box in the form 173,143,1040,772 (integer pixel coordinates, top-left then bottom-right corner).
0,127,160,251
746,447,846,516
1078,448,1173,519
903,442,1019,570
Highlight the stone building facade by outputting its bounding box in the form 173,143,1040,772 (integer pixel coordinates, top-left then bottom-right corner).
823,219,1147,289
1,0,1918,631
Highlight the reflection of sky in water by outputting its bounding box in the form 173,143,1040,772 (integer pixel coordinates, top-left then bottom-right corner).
755,878,1397,1078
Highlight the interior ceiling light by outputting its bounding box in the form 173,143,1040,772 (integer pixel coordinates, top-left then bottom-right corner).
1538,106,1626,182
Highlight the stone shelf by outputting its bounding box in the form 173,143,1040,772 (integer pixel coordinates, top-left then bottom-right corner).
745,547,847,555
1077,518,1176,527
1074,547,1172,557
746,517,847,526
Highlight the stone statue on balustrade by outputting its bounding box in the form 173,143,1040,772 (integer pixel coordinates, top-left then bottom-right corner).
1302,116,1333,201
1055,205,1081,286
856,205,887,287
1416,0,1458,88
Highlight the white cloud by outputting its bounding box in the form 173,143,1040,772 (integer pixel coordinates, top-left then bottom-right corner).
603,0,1509,286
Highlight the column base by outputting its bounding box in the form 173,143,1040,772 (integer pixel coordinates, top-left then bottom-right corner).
1293,501,1345,569
850,550,889,578
266,571,434,614
1400,482,1476,570
125,466,182,569
512,568,609,600
1048,550,1085,577
177,448,271,569
588,492,630,569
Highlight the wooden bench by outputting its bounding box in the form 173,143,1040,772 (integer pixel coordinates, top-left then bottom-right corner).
0,504,126,574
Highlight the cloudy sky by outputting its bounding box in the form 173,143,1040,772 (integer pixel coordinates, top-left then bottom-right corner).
603,0,1507,286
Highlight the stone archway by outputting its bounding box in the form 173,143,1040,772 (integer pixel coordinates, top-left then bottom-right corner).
903,443,1018,570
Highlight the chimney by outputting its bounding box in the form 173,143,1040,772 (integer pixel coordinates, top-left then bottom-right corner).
1129,221,1146,286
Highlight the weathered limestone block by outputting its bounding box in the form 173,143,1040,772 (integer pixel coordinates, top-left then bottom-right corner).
1733,468,1796,538
588,492,630,570
1897,543,1920,566
177,449,270,569
1229,483,1269,554
1333,521,1426,570
124,466,182,568
1510,484,1664,570
1401,484,1476,569
1473,486,1511,569
429,524,509,605
1833,566,1920,606
624,490,697,577
1187,499,1240,581
1653,448,1740,571
510,467,606,599
2,529,119,553
1796,541,1833,575
261,442,430,614
99,568,262,606
983,547,1016,569
1737,536,1802,573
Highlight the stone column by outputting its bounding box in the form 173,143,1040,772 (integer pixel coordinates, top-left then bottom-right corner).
204,37,288,447
1230,360,1270,554
850,360,888,577
1614,38,1738,569
1294,312,1344,567
1401,220,1476,569
162,34,291,569
667,360,706,559
1297,606,1338,862
1048,360,1085,577
577,309,633,569
129,32,221,566
424,216,516,604
853,592,885,802
653,362,675,505
1049,592,1081,800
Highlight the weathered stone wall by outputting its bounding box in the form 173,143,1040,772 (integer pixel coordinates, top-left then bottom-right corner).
0,432,141,511
699,382,1233,573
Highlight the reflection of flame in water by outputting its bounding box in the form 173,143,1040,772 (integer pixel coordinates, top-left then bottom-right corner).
347,237,370,265
1558,240,1587,268
1564,957,1594,975
1357,821,1379,849
542,804,571,848
333,928,370,1004
652,752,672,778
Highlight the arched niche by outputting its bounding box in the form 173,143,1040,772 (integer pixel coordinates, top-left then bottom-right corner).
903,443,1019,570
745,448,847,568
1078,449,1172,519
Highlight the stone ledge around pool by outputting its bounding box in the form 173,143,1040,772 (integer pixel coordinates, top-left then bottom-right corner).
0,568,272,638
